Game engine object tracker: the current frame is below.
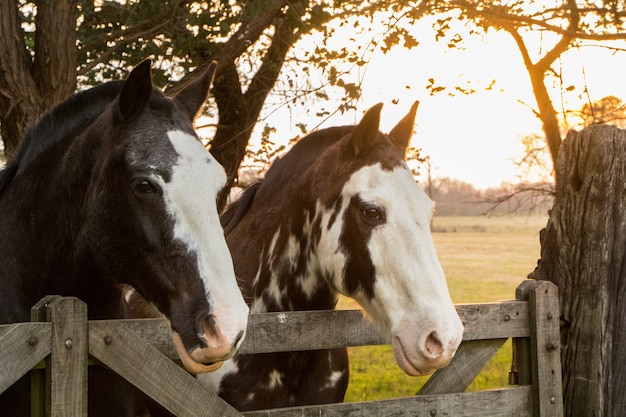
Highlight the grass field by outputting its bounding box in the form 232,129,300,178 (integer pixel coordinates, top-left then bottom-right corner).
339,214,548,402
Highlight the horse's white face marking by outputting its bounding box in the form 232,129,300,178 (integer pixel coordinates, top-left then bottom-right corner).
163,130,249,351
332,163,463,376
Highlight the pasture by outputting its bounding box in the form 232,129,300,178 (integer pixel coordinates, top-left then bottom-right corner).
340,214,548,402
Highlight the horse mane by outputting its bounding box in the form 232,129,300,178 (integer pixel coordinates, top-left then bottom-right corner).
220,125,355,232
0,81,124,196
221,182,261,234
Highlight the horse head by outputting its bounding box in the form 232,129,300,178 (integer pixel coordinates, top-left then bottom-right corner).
309,102,464,376
84,60,248,373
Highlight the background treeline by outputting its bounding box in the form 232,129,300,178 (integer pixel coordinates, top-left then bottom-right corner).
422,177,554,217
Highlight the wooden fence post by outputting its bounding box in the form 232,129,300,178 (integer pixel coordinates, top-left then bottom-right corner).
514,280,563,417
30,295,61,417
46,297,88,417
531,125,626,417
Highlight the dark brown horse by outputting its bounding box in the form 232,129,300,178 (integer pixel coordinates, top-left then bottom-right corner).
200,102,463,411
0,60,248,416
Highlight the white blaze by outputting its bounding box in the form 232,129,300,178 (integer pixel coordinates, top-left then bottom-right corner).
163,130,249,347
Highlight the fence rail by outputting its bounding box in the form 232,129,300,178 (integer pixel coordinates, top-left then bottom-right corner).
0,280,562,417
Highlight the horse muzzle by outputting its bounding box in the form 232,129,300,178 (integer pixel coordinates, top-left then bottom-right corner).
172,325,244,374
391,318,464,377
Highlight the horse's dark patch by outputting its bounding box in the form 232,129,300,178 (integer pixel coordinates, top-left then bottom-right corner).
339,196,377,300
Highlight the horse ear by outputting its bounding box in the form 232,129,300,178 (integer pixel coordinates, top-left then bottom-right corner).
117,59,153,123
172,61,217,122
352,103,384,156
388,101,419,154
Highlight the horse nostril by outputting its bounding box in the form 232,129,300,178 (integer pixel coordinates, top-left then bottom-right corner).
203,314,218,337
425,331,444,358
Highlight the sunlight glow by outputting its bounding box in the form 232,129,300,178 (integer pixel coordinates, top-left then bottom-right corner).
247,13,626,189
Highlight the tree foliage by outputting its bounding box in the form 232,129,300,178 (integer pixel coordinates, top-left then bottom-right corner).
416,0,626,170
2,0,626,209
0,0,430,207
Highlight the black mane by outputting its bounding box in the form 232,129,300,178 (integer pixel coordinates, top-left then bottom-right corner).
0,81,124,195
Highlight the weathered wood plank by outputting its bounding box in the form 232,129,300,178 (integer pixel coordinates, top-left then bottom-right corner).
31,295,61,417
87,303,525,362
89,321,242,417
240,309,387,354
526,280,564,417
242,386,532,417
0,292,555,417
456,302,529,340
417,339,507,395
235,302,529,355
46,297,88,417
90,302,530,360
0,323,51,394
511,284,533,387
103,317,178,358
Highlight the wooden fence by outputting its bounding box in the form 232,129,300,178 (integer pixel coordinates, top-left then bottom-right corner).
0,280,562,417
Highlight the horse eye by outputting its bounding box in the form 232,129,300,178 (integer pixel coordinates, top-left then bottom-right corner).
363,207,380,219
133,178,159,195
361,205,385,224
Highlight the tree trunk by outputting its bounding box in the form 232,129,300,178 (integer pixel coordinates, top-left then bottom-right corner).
531,125,626,417
0,0,77,159
33,0,78,111
209,1,307,211
0,0,43,158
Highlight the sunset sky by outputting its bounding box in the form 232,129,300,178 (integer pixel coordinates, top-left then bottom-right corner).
251,15,626,189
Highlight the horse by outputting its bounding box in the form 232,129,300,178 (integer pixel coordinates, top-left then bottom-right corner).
198,102,464,410
0,59,249,416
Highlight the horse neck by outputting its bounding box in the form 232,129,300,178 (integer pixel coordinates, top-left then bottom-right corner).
0,132,104,315
234,192,338,314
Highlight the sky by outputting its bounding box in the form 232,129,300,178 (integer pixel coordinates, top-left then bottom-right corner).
249,14,626,190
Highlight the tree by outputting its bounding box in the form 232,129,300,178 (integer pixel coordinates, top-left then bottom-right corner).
415,0,626,174
578,95,626,127
0,0,77,156
3,1,626,209
531,125,626,417
511,95,626,190
0,0,430,208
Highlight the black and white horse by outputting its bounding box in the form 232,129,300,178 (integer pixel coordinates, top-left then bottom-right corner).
201,102,463,410
0,60,248,416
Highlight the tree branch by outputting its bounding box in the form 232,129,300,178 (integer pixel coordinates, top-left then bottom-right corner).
166,0,290,96
452,0,626,40
77,18,177,76
534,0,579,72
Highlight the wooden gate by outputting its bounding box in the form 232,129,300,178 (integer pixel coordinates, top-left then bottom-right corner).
0,280,562,416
